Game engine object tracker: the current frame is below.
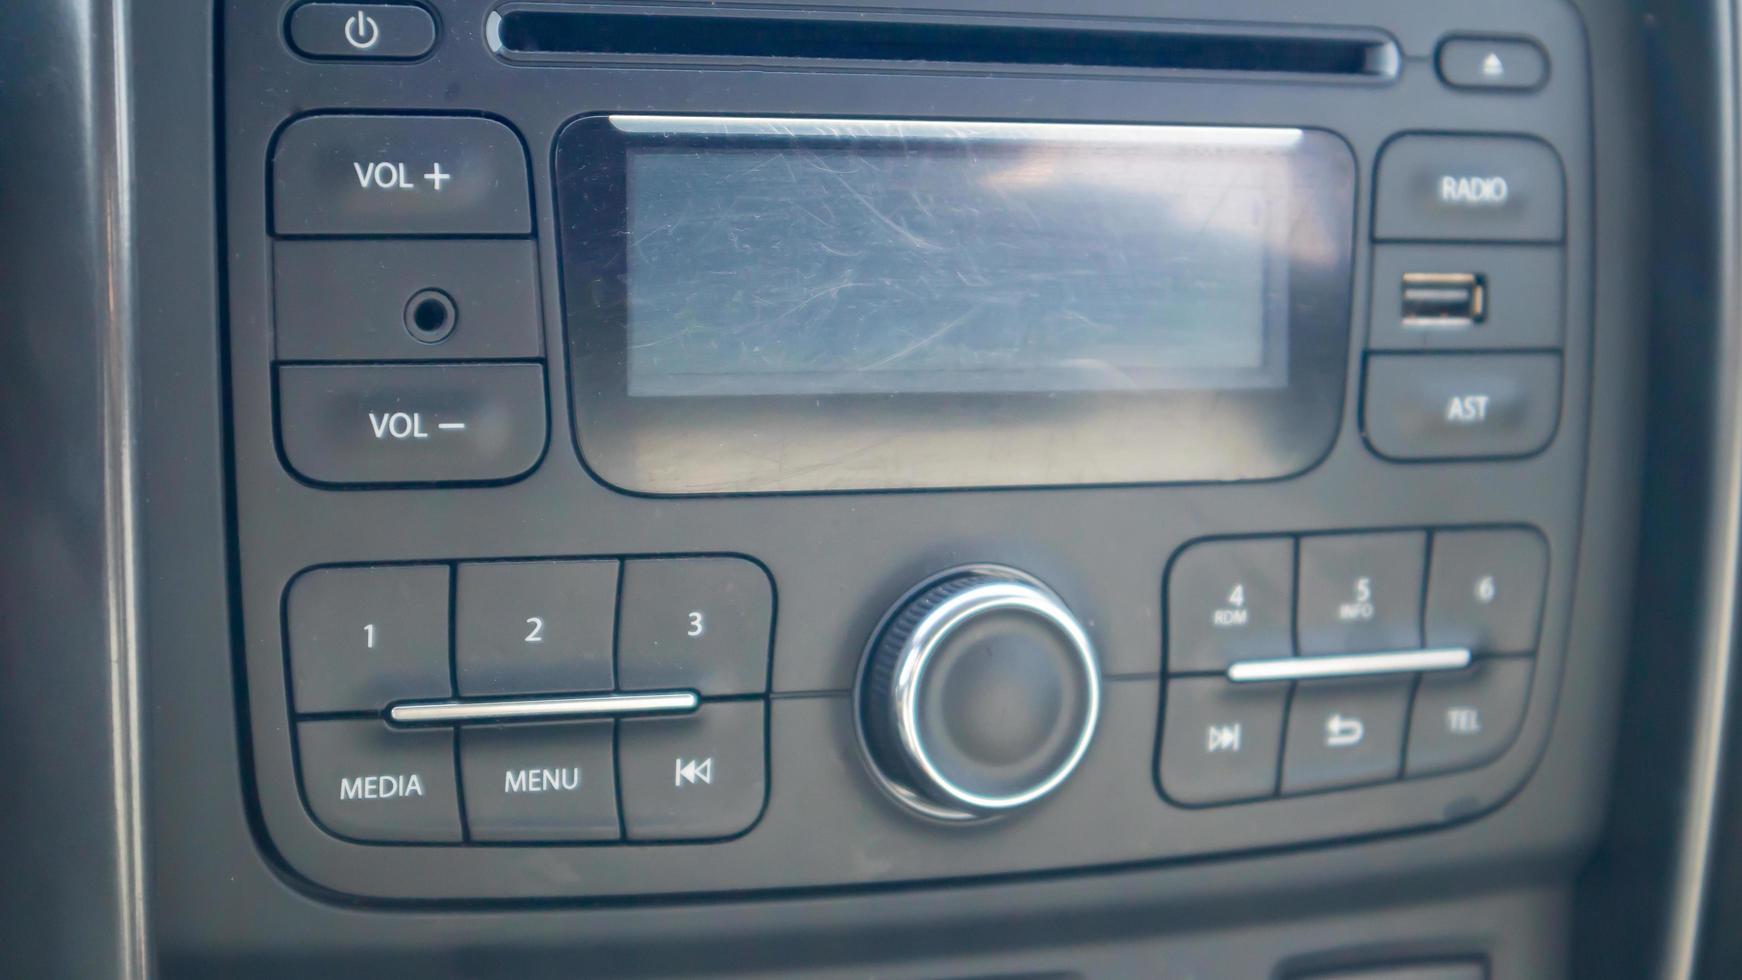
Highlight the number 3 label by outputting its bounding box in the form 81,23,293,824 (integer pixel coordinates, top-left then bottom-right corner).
687,611,705,638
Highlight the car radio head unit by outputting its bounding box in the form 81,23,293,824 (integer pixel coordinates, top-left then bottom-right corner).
559,115,1356,492
220,0,1592,906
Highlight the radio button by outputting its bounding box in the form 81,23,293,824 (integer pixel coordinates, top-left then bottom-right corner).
1405,659,1533,778
272,115,531,237
298,720,461,843
1297,532,1426,656
1374,135,1564,242
1363,353,1560,460
287,564,451,714
618,558,773,696
460,723,619,842
276,362,547,486
1159,678,1285,805
1425,529,1549,654
619,701,766,840
1168,538,1295,673
456,561,617,696
1281,676,1411,794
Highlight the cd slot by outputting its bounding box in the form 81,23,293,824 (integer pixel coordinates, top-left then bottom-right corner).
489,5,1399,78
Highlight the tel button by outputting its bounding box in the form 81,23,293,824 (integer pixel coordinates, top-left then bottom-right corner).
619,701,766,840
276,362,547,486
297,720,460,842
618,558,774,695
1158,678,1286,805
272,115,530,236
1406,659,1533,777
1363,353,1560,461
1374,135,1564,242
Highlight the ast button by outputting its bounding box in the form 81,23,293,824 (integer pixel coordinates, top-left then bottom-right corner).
1425,528,1549,653
287,4,438,60
1282,676,1411,794
1159,678,1286,805
618,558,773,695
276,362,547,486
272,115,530,236
1406,659,1533,777
1297,532,1426,655
1167,538,1295,673
1374,135,1564,242
1437,37,1549,90
456,560,617,696
460,722,619,841
1363,353,1560,461
298,720,460,842
286,563,450,713
619,701,766,840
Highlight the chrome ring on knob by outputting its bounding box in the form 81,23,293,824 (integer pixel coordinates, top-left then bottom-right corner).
854,565,1102,822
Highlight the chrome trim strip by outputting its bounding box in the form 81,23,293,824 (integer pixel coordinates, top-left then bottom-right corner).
389,691,700,725
1226,648,1472,683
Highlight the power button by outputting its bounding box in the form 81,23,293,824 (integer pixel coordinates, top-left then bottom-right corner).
288,4,437,60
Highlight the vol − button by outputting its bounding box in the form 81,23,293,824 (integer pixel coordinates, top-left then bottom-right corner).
277,363,546,486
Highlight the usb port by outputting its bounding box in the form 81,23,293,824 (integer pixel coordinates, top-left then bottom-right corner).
1400,272,1487,329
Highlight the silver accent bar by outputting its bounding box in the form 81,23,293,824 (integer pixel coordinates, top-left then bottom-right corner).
1226,648,1472,683
388,690,700,725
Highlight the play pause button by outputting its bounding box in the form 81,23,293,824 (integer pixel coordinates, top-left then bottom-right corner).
619,701,766,840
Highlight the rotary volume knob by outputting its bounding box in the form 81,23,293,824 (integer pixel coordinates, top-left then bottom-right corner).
857,568,1101,821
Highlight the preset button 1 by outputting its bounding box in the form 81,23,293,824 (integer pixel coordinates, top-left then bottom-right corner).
276,362,547,486
286,563,450,713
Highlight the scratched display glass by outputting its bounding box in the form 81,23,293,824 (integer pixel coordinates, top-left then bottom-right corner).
557,117,1356,492
622,123,1285,397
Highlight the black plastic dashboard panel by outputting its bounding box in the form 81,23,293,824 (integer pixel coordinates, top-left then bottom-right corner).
224,0,1597,903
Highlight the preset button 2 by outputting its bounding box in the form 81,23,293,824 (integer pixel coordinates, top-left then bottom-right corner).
456,560,617,696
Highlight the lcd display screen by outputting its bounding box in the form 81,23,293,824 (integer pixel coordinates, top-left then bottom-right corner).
617,118,1297,398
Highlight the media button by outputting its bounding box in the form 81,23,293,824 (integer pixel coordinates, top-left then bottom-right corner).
1158,678,1285,805
618,701,765,840
272,115,530,236
298,720,461,842
276,362,547,486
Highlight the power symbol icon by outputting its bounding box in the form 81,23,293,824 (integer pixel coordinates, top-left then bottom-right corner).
344,10,380,50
